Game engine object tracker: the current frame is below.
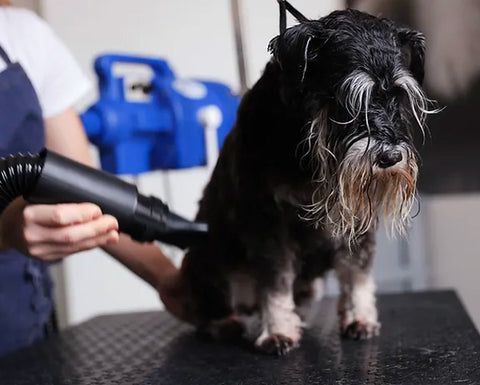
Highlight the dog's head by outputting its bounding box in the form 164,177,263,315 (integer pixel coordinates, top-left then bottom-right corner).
269,9,439,241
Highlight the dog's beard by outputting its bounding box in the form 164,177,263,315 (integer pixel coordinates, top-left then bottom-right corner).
301,114,418,244
334,138,418,241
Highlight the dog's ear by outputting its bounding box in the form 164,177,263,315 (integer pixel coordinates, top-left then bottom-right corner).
268,23,318,83
398,28,426,84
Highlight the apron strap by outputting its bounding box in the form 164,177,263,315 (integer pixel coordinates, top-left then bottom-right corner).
0,44,12,65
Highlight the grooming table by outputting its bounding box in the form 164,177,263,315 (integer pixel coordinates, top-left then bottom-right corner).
1,291,479,385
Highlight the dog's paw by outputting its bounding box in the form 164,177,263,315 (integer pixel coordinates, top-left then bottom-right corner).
255,333,298,356
341,319,380,340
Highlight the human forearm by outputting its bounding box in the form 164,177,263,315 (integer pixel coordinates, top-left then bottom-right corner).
103,235,191,321
102,234,178,289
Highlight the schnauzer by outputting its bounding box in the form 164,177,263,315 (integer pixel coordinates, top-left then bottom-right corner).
181,8,437,355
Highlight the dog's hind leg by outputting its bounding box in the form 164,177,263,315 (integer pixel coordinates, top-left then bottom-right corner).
229,273,262,342
294,276,325,324
334,232,380,340
254,257,304,355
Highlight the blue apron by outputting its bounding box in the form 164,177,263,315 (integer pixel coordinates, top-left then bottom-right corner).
0,44,54,357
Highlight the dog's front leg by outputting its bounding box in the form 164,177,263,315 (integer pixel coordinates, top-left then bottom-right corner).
254,257,303,355
334,233,380,340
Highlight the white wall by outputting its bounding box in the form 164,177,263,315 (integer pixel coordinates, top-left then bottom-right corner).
423,194,480,330
40,0,343,326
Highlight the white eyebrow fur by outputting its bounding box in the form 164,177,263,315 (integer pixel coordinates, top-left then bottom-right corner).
394,71,442,138
337,70,440,141
338,70,375,121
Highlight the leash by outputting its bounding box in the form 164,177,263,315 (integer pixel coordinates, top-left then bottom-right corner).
277,0,309,34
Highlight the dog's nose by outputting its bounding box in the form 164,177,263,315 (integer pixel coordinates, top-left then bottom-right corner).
377,150,403,168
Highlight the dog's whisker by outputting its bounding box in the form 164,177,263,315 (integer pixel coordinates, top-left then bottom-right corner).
330,117,355,125
301,36,313,84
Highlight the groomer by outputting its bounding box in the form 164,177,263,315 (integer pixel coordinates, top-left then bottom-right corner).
0,2,188,358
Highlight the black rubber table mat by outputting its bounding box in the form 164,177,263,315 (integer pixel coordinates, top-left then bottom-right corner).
1,290,479,385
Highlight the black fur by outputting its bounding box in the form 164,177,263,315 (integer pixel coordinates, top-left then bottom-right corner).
181,9,429,355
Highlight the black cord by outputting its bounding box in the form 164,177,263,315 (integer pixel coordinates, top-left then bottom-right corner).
278,0,287,34
284,1,308,22
277,0,309,34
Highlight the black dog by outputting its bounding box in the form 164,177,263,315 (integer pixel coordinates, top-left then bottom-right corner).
181,8,437,355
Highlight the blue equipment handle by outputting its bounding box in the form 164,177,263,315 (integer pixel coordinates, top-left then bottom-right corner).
94,54,175,100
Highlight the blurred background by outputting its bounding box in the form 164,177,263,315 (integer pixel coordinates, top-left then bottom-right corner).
11,0,480,330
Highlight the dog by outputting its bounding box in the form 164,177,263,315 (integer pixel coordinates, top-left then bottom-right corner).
181,8,437,355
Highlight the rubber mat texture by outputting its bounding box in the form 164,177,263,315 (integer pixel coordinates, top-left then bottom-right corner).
0,290,479,385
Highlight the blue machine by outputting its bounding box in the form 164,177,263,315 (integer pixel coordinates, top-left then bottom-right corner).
81,54,240,175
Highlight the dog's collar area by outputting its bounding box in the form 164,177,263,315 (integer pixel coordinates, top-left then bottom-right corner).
277,0,309,34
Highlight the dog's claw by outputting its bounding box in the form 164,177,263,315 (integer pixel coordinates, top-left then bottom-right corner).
257,334,297,356
341,320,380,340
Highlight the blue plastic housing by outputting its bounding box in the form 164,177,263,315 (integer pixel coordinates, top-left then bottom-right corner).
81,54,240,175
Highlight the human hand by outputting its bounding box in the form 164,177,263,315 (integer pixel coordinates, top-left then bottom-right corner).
156,263,193,323
0,199,119,261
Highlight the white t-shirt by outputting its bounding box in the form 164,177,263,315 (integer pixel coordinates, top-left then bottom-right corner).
0,7,91,118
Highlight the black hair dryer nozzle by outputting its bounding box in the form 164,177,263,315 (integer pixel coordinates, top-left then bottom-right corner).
0,149,208,249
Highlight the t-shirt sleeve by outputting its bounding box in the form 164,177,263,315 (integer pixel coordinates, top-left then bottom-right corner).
25,12,92,118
